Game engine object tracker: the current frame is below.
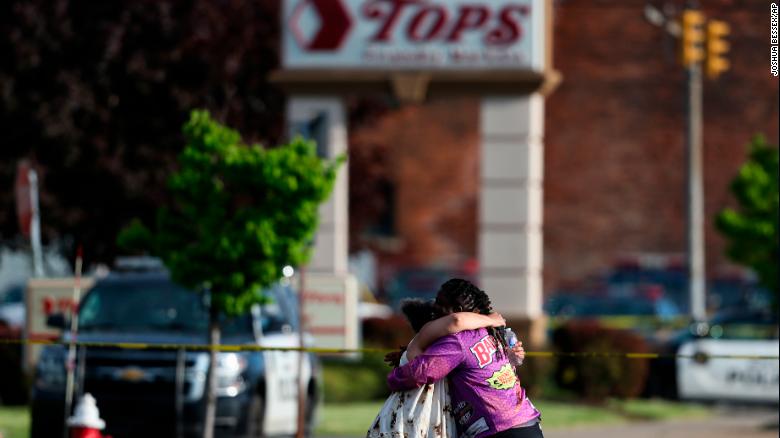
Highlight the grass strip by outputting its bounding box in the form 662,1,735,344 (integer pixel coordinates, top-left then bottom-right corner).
0,406,29,438
315,398,712,437
0,398,712,438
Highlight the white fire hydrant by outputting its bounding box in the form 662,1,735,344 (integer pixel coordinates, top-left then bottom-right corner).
67,393,110,438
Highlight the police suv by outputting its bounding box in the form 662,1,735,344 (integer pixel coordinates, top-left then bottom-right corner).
676,309,779,404
31,260,320,437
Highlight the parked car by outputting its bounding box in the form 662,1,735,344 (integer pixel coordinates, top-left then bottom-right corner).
31,265,321,438
708,275,772,313
676,309,779,404
385,267,476,310
0,283,24,330
545,282,683,327
607,257,689,313
646,309,778,403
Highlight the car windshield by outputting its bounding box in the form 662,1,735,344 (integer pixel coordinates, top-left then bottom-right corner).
1,285,24,304
78,281,253,335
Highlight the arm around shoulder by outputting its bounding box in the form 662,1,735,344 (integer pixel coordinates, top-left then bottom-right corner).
407,312,504,361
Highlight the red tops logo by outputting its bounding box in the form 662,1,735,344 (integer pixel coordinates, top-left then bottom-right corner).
290,0,530,51
291,0,353,50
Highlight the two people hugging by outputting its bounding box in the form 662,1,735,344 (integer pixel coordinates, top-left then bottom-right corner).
368,278,542,438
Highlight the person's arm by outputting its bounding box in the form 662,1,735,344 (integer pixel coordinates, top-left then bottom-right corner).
406,312,504,361
387,334,464,392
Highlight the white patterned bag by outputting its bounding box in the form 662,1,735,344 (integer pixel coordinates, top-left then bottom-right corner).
366,353,457,438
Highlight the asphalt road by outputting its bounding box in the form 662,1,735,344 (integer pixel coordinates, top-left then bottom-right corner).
543,406,778,438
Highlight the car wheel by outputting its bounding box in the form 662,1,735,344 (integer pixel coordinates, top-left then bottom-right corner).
304,385,317,438
245,394,264,438
30,413,62,438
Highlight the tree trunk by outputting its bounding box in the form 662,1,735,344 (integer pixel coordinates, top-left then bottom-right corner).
296,266,306,438
203,305,220,438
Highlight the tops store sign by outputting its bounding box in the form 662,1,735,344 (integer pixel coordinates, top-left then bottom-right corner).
282,0,545,71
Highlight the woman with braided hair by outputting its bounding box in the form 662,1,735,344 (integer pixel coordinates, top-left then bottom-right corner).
368,298,507,438
434,278,519,364
388,278,543,438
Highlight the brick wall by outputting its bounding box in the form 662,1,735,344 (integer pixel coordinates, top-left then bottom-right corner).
544,0,779,287
348,0,779,293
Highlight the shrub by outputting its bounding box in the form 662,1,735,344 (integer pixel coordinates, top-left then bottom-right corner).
322,353,392,403
516,355,553,399
552,320,650,402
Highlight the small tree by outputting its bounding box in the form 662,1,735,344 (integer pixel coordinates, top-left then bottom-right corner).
118,110,343,438
715,135,779,309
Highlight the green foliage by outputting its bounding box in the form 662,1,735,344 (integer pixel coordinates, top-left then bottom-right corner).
518,355,554,399
716,135,779,302
115,218,154,254
321,355,391,403
118,110,343,316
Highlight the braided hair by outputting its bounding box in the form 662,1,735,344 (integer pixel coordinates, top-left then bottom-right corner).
400,298,440,333
435,278,511,360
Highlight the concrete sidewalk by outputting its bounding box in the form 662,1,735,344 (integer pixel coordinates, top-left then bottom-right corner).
544,408,778,438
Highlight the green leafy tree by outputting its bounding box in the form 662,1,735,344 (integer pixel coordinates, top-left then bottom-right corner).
119,110,343,438
715,135,779,308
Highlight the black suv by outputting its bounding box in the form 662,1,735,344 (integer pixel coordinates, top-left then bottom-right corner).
31,266,320,437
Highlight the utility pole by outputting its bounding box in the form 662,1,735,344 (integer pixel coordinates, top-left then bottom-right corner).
686,61,706,322
28,168,44,277
681,8,707,321
678,8,730,321
63,248,83,438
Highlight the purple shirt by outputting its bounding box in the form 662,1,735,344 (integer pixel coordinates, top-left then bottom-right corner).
388,329,540,438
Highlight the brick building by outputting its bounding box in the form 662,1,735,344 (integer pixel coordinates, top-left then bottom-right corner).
347,0,779,295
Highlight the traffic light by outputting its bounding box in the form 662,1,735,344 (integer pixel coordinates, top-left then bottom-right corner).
706,20,730,79
681,10,706,66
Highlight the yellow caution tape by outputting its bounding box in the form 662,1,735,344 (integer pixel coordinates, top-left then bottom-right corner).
1,337,777,360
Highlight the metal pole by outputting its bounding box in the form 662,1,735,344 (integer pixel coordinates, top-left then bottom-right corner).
175,348,186,438
296,266,306,438
686,63,707,321
63,248,83,438
28,169,44,278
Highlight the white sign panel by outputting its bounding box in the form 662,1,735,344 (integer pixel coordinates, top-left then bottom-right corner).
300,273,359,351
24,277,95,371
282,0,545,71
